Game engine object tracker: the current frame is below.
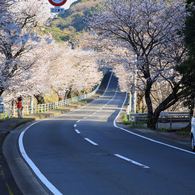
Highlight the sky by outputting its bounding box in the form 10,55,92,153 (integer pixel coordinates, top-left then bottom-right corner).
44,0,78,10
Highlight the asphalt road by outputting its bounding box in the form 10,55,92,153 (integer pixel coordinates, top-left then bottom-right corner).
4,73,195,195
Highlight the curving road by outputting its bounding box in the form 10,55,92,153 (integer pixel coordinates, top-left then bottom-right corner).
6,72,195,195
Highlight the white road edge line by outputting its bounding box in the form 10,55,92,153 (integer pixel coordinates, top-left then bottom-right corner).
84,138,98,145
114,154,149,169
75,129,80,134
18,122,63,195
114,93,195,155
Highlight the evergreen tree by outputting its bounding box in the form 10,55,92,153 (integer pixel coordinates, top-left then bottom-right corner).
177,0,195,114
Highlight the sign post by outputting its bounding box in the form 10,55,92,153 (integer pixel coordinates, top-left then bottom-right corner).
0,104,3,113
48,0,67,13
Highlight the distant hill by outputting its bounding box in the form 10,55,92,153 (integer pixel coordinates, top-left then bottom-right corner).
46,0,103,43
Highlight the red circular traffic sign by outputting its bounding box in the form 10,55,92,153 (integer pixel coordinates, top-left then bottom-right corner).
48,0,67,6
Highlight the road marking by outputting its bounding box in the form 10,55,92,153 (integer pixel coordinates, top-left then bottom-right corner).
84,138,98,145
77,120,80,123
114,154,150,169
114,93,195,155
74,124,77,127
19,123,63,195
75,129,80,134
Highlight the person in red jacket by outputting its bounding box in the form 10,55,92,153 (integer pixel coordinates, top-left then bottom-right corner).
16,96,23,118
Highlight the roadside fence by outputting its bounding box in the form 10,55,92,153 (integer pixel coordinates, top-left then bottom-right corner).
1,83,101,119
129,111,190,130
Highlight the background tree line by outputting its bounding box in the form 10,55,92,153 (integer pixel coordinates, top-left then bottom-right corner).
46,0,103,43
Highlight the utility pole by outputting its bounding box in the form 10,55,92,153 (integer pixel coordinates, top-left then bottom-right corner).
128,91,132,121
132,71,137,113
30,96,33,114
132,55,137,113
128,92,132,114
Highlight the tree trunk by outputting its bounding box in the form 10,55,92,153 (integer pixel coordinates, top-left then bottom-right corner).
0,87,4,97
145,79,156,129
34,94,45,104
152,85,181,126
67,88,72,99
10,100,14,118
146,82,182,129
137,92,144,113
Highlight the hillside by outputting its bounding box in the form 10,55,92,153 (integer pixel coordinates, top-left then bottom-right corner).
46,0,103,43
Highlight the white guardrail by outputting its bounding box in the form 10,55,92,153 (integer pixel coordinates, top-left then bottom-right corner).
0,83,101,119
129,111,190,122
129,111,190,130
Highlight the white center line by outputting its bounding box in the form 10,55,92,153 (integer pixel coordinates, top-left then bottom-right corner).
84,138,98,145
75,129,80,134
77,120,80,123
114,154,150,169
74,124,77,127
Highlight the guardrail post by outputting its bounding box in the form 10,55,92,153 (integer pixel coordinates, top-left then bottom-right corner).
3,106,5,119
13,106,15,117
30,100,33,114
170,118,172,130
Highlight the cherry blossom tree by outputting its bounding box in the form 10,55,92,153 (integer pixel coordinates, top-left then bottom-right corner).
3,39,102,106
0,0,50,97
87,0,188,129
2,38,53,103
49,44,76,98
69,49,103,93
49,44,102,98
